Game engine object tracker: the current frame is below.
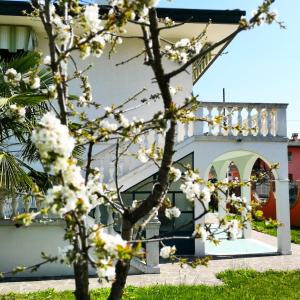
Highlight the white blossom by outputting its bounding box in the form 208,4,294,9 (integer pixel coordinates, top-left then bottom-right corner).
169,167,181,182
99,229,127,255
57,245,73,265
137,148,149,163
31,112,75,160
43,55,51,65
30,77,41,90
4,68,21,86
165,206,181,219
119,114,130,128
175,38,190,48
100,120,118,131
9,104,26,119
160,245,176,259
84,4,102,32
97,266,115,280
169,86,177,97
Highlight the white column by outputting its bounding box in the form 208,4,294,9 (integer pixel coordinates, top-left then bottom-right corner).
276,179,292,254
213,162,230,220
194,199,205,256
145,216,161,268
276,106,288,137
194,150,211,256
241,184,252,238
194,106,204,136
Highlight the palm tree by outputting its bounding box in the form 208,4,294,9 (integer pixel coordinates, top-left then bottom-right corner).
0,52,53,216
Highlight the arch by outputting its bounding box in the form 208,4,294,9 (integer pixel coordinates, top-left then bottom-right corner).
193,145,291,255
204,149,279,182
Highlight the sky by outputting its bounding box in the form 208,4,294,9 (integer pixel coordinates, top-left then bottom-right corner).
159,0,300,137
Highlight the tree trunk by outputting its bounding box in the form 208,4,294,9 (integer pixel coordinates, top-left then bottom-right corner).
107,259,131,300
74,259,90,300
107,217,133,300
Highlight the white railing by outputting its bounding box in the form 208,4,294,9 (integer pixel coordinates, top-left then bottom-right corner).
194,102,288,138
94,102,287,184
0,194,40,220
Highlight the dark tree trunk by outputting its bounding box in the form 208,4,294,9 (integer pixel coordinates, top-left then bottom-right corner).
107,217,133,300
74,259,90,300
107,259,131,300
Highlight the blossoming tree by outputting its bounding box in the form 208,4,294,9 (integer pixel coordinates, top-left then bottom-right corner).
0,0,281,299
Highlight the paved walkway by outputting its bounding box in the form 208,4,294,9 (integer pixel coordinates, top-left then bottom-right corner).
1,231,300,294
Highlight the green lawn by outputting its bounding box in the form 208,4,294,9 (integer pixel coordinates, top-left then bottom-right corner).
252,220,300,244
2,270,300,299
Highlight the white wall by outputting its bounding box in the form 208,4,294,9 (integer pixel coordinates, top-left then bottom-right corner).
0,221,73,277
37,34,193,124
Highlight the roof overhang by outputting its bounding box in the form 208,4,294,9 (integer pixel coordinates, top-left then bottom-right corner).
0,1,245,84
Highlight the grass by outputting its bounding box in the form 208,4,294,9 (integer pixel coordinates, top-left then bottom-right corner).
2,270,300,299
252,220,300,244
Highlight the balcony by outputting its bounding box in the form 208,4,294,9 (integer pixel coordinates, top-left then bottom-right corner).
93,102,288,184
178,102,288,143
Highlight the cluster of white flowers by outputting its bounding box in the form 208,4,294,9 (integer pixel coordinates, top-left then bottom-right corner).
160,245,176,259
32,112,75,161
90,226,128,281
8,104,26,119
41,84,57,99
84,4,102,33
164,38,202,64
193,224,208,241
100,229,127,255
165,206,181,219
4,68,21,86
100,119,118,132
57,245,74,265
169,167,181,182
180,173,211,204
169,86,177,97
97,265,115,281
43,3,72,47
118,113,130,128
23,71,41,90
137,147,149,163
43,55,51,65
3,67,42,90
32,113,110,217
229,193,246,204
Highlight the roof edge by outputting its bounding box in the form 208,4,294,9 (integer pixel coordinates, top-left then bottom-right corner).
0,1,245,24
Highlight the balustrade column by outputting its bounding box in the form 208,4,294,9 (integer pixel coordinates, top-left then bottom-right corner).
11,194,18,217
267,109,273,137
277,107,287,137
194,106,204,136
207,107,213,135
237,107,243,135
218,107,223,136
227,107,233,136
247,107,253,136
257,108,263,136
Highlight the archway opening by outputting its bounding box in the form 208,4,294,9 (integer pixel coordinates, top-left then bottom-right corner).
251,158,276,221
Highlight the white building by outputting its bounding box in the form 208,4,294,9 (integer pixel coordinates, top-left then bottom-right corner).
0,1,291,277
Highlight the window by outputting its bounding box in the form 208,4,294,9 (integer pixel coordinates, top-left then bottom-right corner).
0,25,37,61
288,151,292,162
122,153,195,255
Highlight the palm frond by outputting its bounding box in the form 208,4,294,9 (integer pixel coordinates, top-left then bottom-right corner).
0,151,34,192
